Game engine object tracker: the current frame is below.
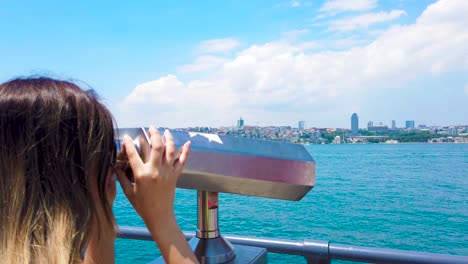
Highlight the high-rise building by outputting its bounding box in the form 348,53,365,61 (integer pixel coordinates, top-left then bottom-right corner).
237,117,244,128
391,120,396,129
448,127,458,136
351,113,359,134
405,120,415,129
298,121,306,130
367,121,374,129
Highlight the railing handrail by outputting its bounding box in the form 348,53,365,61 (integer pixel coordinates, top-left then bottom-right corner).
117,226,468,264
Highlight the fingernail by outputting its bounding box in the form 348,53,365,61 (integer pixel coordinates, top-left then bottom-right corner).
165,129,170,135
123,135,132,142
149,126,156,132
186,141,191,148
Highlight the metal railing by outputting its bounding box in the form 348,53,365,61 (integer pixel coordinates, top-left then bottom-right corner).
117,226,468,264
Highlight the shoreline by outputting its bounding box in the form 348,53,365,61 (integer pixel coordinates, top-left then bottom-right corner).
303,142,468,145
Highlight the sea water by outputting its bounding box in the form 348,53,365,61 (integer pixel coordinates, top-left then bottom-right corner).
114,144,468,263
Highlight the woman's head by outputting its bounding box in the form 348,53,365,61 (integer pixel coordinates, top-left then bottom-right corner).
0,77,116,263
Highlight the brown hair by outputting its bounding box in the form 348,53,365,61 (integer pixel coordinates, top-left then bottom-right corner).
0,77,116,263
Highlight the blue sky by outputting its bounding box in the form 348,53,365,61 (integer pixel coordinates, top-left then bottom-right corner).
1,0,467,128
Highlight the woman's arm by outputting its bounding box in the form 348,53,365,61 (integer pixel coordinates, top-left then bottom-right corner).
145,214,197,263
116,127,198,264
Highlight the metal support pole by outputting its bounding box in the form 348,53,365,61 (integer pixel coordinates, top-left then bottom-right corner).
197,191,220,238
188,191,235,263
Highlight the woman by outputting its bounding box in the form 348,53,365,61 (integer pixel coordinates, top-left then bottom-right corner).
0,77,198,263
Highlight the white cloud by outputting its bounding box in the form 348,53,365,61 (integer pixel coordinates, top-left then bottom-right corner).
123,75,184,105
328,38,370,49
320,0,377,15
465,83,468,95
118,0,468,127
329,10,407,32
197,38,240,54
178,56,228,73
123,75,237,108
291,1,300,7
297,41,320,50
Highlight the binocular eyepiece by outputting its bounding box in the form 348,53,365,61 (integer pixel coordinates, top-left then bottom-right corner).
114,128,152,182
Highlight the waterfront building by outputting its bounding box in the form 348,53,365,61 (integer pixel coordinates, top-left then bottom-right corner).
298,121,306,130
368,125,389,132
448,127,458,136
391,120,396,129
332,136,341,144
430,127,439,135
351,113,359,134
237,117,244,128
367,121,374,129
406,120,415,129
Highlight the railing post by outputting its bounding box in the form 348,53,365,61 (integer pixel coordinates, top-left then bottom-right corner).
306,257,330,264
304,240,330,264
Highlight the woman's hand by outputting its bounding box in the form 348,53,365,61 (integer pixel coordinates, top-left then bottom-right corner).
116,127,191,229
116,127,197,263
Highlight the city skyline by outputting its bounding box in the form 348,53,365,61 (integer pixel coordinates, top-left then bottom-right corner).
239,114,466,129
1,0,467,128
199,115,464,130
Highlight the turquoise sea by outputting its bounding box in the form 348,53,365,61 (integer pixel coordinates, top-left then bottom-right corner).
114,144,468,263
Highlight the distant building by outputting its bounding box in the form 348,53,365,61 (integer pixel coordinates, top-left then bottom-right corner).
367,120,388,132
351,113,359,134
298,121,306,130
332,136,341,144
448,127,458,136
405,120,415,129
237,117,244,128
391,120,396,129
368,125,389,132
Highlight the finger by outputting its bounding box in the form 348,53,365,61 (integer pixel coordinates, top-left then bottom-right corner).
123,135,144,170
173,145,183,163
116,140,127,160
164,129,176,166
116,169,134,201
149,127,164,167
174,141,191,174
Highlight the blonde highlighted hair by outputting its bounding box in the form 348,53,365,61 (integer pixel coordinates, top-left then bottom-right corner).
0,77,116,263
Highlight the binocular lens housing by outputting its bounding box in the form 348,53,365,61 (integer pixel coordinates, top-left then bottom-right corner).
114,127,316,201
